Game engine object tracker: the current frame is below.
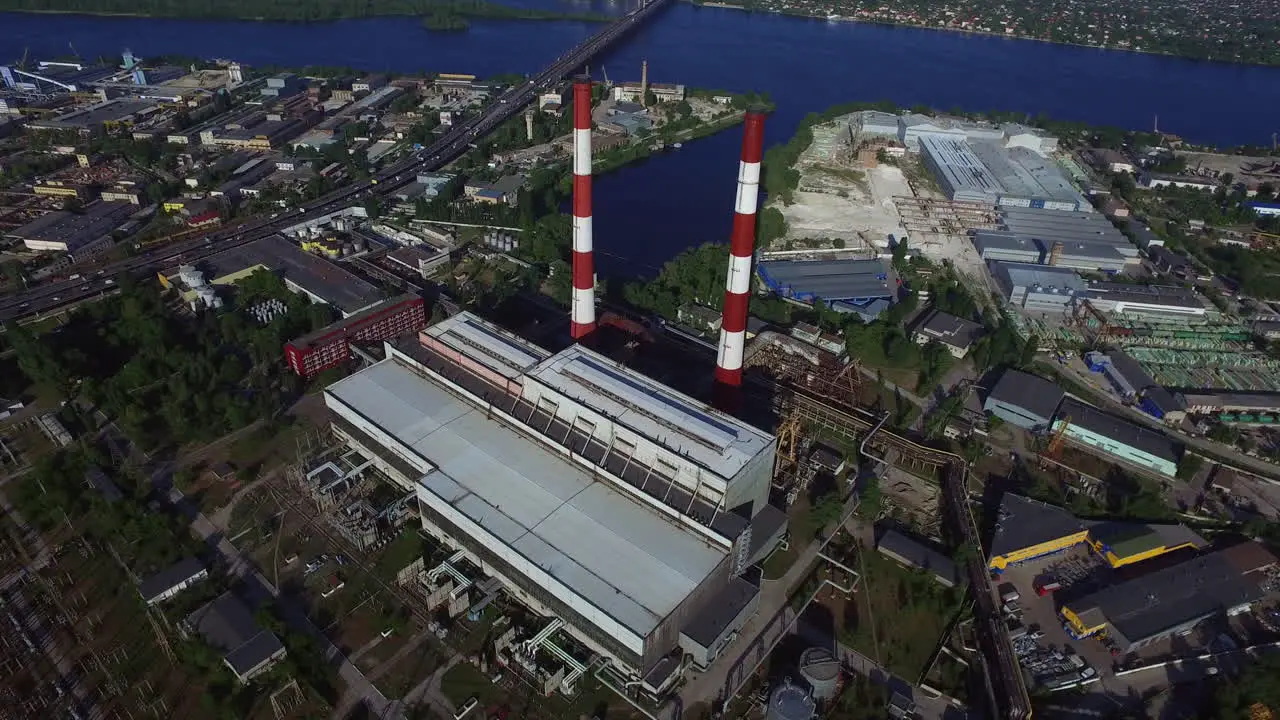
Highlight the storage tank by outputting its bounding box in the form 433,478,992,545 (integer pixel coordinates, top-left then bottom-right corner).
766,678,815,720
798,648,840,702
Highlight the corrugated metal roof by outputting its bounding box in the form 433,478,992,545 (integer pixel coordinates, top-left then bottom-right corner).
424,311,549,379
1063,549,1266,649
529,345,772,478
757,258,896,302
986,369,1064,422
1057,397,1180,464
327,360,727,638
992,261,1087,293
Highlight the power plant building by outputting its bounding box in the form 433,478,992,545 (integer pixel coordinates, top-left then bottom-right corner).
322,313,780,680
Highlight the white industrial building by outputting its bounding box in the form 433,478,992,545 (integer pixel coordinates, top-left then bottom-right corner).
897,114,1057,156
990,261,1088,314
919,135,1087,211
1086,282,1207,316
973,207,1138,273
323,313,781,687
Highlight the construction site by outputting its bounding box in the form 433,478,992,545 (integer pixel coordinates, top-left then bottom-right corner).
768,113,914,254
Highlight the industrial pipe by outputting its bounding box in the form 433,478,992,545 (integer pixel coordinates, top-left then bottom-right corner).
714,109,766,389
571,76,597,340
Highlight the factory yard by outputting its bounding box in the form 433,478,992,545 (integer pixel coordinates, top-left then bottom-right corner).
835,541,962,681
773,116,911,253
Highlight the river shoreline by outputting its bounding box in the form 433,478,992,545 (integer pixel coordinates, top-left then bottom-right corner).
686,0,1279,68
1,5,610,24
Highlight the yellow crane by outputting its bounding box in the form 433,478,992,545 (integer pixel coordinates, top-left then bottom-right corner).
1044,415,1071,462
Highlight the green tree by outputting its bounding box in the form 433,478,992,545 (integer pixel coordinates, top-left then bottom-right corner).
757,206,787,245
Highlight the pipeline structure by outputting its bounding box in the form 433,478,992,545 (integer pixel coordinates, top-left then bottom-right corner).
767,386,1034,720
570,75,597,340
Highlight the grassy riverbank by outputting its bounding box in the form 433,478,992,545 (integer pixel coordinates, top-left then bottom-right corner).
594,103,774,175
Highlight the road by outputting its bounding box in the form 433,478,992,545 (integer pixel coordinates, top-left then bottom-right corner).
0,0,674,326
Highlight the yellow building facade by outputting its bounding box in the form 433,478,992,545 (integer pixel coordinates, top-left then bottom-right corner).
988,529,1089,572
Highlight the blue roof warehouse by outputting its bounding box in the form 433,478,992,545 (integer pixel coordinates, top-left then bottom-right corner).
756,258,898,321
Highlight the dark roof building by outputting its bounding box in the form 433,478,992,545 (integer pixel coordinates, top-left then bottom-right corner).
1055,397,1181,477
877,528,960,587
137,557,208,605
982,369,1065,430
158,234,384,317
186,592,287,682
678,576,760,669
911,309,983,358
988,493,1090,572
1060,543,1274,652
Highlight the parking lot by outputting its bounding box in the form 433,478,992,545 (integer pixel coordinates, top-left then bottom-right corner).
993,545,1113,690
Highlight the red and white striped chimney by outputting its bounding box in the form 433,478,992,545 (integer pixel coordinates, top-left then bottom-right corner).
570,76,597,340
714,110,766,389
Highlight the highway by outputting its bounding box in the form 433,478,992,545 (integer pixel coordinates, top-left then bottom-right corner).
0,0,671,324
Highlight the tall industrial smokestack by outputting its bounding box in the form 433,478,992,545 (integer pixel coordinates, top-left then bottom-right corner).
640,59,649,105
714,109,767,392
571,76,597,340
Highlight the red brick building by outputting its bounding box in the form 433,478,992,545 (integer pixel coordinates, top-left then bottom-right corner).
284,294,426,378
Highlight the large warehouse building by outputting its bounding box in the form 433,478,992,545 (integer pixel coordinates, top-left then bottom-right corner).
756,258,898,320
988,492,1213,575
1060,541,1276,652
1053,398,1181,477
989,261,1088,314
974,207,1138,273
919,135,1088,211
1086,282,1207,316
323,313,781,683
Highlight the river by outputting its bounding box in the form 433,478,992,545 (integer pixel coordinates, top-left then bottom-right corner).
3,3,1278,275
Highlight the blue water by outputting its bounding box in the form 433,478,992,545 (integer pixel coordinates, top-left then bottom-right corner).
3,4,1278,275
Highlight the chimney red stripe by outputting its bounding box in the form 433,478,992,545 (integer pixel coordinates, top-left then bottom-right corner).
572,174,592,218
721,292,749,332
739,112,765,164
